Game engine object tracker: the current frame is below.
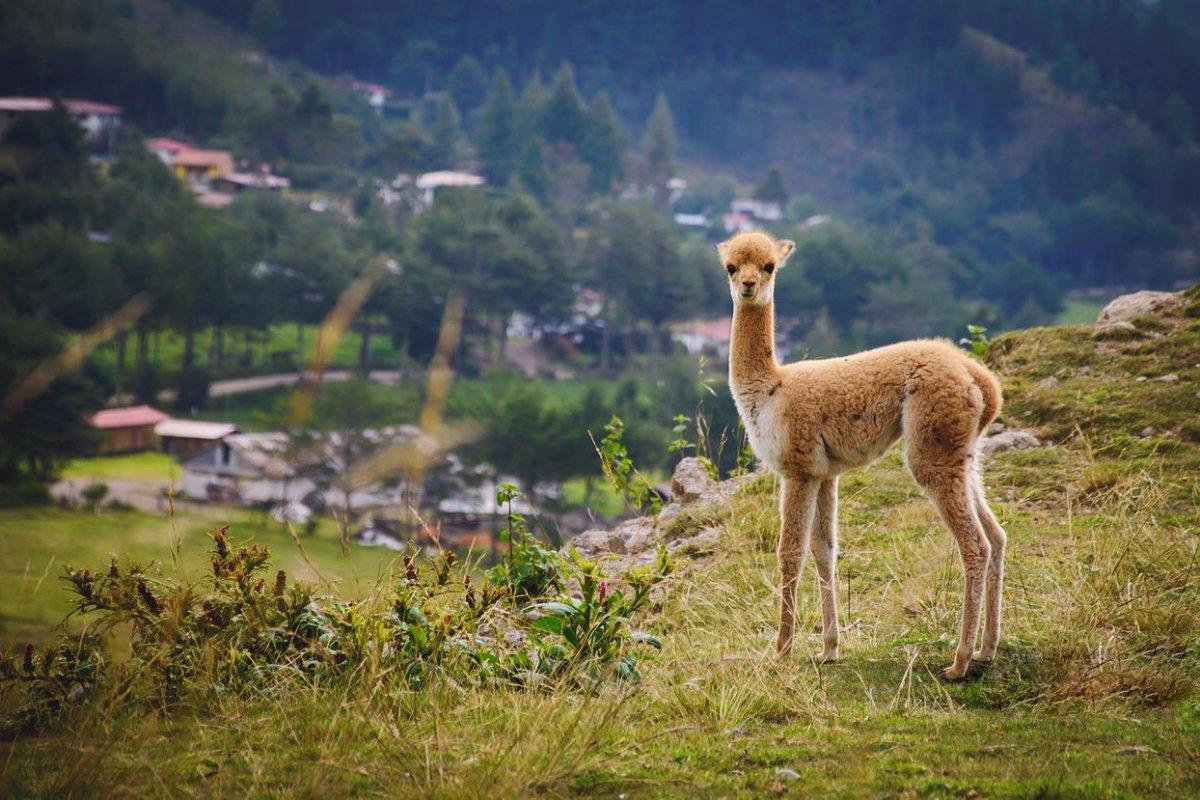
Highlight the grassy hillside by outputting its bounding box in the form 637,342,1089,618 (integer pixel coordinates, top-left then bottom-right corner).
3,298,1199,797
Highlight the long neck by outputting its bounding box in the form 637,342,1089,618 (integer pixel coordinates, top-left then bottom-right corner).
729,301,779,388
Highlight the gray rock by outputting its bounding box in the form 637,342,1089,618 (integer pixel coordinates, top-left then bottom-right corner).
668,527,721,557
1038,376,1061,389
671,457,716,504
620,517,662,554
774,768,801,782
1092,320,1137,338
978,429,1040,456
1140,426,1156,438
570,528,626,556
1156,373,1180,383
1096,290,1182,327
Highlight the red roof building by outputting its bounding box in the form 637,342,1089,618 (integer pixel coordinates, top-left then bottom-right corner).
89,405,170,455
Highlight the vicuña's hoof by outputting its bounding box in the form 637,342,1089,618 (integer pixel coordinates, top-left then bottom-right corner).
937,664,969,683
814,650,839,665
973,650,996,664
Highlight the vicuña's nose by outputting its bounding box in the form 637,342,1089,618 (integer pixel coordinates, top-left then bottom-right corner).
742,280,757,289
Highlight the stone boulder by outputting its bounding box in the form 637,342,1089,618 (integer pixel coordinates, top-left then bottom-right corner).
1096,290,1182,328
979,428,1041,457
670,457,716,503
570,528,627,556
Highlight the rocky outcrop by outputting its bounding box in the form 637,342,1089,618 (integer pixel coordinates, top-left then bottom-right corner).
566,457,757,574
1096,289,1183,329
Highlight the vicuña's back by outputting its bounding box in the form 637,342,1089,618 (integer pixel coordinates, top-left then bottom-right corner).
720,231,1007,681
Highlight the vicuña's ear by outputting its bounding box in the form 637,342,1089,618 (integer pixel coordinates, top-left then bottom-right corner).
777,239,796,266
716,239,732,261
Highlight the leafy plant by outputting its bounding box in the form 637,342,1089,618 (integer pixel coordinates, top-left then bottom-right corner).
960,324,991,357
1,518,671,734
527,545,672,683
488,482,563,601
594,415,662,514
668,413,718,480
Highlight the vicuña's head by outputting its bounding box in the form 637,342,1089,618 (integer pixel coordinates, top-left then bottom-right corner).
717,231,795,306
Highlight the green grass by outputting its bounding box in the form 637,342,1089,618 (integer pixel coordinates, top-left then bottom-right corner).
4,290,1200,797
61,451,179,482
0,506,398,651
1052,298,1104,326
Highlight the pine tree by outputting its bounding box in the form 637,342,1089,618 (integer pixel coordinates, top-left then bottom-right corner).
445,55,489,113
581,91,626,192
426,93,462,169
540,63,589,147
754,166,789,204
475,70,519,183
643,91,677,185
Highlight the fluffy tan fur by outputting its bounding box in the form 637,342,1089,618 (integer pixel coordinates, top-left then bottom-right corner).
720,231,1007,680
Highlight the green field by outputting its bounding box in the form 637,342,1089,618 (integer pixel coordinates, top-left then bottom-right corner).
61,451,179,482
0,506,399,651
92,323,404,382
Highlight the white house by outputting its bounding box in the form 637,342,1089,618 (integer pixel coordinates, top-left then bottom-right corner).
178,432,302,505
414,171,486,206
0,97,121,152
731,198,783,222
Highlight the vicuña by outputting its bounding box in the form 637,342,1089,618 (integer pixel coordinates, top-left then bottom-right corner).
721,230,1007,681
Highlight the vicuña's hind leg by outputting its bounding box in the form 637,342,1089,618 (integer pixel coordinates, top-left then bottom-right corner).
926,471,990,680
810,478,840,662
970,468,1006,662
776,476,819,655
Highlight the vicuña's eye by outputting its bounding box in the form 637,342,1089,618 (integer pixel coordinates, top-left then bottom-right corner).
763,262,775,274
726,264,737,276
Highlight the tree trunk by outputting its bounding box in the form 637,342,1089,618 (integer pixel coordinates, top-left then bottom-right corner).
599,300,612,375
498,318,509,365
135,321,148,373
182,317,197,368
115,330,128,396
358,318,372,375
296,321,305,369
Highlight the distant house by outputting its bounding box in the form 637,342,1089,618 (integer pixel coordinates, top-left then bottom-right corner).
0,97,121,152
211,170,290,194
90,405,169,455
674,212,708,228
671,318,732,357
348,80,392,113
730,198,783,222
146,137,191,164
155,419,239,458
722,212,755,234
178,432,297,504
170,147,235,188
414,171,486,206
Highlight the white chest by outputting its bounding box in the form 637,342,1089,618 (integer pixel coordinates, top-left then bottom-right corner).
736,391,789,472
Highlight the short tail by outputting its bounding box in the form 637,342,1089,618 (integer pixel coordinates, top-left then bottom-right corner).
964,358,1003,435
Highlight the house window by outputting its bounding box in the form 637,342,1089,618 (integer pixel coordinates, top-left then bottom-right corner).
220,442,232,466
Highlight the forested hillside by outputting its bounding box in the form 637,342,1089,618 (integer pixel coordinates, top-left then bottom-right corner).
2,0,1199,498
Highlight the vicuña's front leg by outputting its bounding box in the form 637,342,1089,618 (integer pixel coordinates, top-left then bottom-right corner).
810,478,840,662
776,476,819,655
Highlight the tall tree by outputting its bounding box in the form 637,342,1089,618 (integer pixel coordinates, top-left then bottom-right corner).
643,91,677,188
540,64,588,147
475,70,520,184
580,91,626,192
426,93,462,169
755,166,789,204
